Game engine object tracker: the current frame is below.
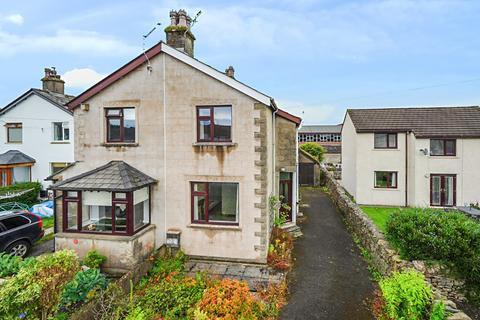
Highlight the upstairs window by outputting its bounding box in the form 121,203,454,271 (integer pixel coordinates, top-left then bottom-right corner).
374,133,397,149
197,106,232,142
6,123,22,143
53,122,70,141
374,171,397,188
430,139,456,156
105,108,136,143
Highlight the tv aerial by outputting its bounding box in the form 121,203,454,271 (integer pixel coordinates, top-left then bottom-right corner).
142,22,161,73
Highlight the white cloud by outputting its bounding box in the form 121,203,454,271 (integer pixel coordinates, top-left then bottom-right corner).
0,29,139,57
3,14,24,25
62,68,106,89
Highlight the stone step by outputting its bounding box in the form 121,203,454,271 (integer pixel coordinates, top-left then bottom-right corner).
281,224,303,238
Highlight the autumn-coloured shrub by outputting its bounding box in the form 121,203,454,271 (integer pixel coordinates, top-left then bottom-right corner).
195,279,264,320
256,280,288,319
267,227,294,271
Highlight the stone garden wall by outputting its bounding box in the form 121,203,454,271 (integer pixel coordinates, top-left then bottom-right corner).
320,167,471,319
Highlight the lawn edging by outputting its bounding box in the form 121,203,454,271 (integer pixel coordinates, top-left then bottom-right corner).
320,167,471,320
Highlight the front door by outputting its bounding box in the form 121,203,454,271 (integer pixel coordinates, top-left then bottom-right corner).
279,172,293,222
430,174,456,207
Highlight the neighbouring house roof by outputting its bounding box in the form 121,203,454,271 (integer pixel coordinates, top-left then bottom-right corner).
0,88,74,115
347,106,480,138
0,150,36,165
299,124,342,133
323,145,341,154
52,161,157,192
276,109,302,126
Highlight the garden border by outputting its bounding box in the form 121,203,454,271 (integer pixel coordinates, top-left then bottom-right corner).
320,167,471,320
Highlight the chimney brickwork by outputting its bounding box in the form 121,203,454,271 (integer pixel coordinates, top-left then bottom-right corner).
165,9,195,57
41,67,65,94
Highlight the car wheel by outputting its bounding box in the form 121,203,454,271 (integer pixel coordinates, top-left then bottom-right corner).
6,240,31,258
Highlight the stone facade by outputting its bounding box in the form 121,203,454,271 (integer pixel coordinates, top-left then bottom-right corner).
275,117,297,172
321,166,471,320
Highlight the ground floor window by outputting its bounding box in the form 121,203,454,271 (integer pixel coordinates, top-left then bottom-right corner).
0,166,31,186
63,187,150,235
374,171,397,188
191,182,239,224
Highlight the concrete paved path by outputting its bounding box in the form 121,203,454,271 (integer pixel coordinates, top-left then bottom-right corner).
281,188,375,320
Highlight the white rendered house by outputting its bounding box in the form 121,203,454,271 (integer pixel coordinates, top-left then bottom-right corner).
0,68,75,188
341,106,480,207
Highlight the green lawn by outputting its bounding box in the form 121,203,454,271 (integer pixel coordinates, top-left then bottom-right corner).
360,206,402,232
42,217,54,229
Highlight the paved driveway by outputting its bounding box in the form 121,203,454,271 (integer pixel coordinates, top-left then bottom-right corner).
280,188,375,320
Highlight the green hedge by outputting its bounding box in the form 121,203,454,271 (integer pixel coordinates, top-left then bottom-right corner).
386,208,480,297
0,182,42,207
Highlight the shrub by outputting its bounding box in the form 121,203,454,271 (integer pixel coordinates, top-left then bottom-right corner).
377,270,433,320
0,253,29,278
300,142,325,162
0,250,80,320
267,227,294,271
429,301,447,320
0,182,42,206
91,283,130,320
195,279,263,320
385,208,480,292
60,268,108,311
255,280,288,318
134,272,209,319
83,250,107,269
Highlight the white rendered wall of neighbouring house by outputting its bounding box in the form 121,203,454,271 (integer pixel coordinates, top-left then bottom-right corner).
0,94,74,188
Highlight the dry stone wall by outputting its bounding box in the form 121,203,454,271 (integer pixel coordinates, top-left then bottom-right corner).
321,167,471,320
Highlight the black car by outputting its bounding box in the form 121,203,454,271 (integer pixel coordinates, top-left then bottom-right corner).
0,211,44,257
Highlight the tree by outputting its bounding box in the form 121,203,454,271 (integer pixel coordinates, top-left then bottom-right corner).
300,142,325,163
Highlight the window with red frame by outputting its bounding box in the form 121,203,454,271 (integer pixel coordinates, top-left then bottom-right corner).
191,182,238,224
196,106,232,142
105,108,136,143
374,171,397,188
430,139,456,156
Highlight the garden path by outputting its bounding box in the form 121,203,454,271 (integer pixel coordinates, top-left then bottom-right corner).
280,188,375,320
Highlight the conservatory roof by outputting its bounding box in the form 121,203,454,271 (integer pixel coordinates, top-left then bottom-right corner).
52,161,157,191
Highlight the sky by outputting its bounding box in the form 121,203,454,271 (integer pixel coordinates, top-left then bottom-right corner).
1,0,479,124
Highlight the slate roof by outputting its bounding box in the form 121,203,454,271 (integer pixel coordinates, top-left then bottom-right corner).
0,88,74,115
0,150,36,165
32,89,75,107
347,106,480,138
299,124,342,133
52,161,157,191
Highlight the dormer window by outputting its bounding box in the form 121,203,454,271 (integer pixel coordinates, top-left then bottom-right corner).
196,106,232,142
374,133,397,149
105,108,136,143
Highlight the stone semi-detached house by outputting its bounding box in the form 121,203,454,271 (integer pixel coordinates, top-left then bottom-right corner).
50,10,301,273
341,106,480,207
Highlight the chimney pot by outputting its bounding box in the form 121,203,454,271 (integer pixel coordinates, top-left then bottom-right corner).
165,9,195,57
41,67,65,94
225,66,235,78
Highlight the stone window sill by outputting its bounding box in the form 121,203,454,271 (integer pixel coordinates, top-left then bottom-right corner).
372,188,400,191
188,223,241,231
371,148,400,151
51,141,70,144
101,142,139,147
192,142,237,147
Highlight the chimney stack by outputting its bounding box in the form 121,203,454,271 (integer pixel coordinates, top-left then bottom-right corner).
41,67,65,94
225,66,235,78
165,9,196,57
